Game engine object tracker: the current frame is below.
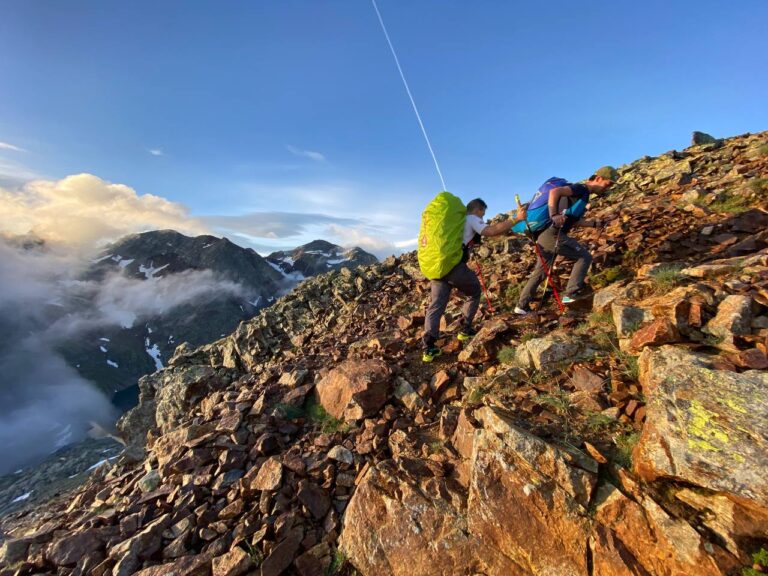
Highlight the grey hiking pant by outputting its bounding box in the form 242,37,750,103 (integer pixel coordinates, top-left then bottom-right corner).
518,227,592,309
422,261,481,348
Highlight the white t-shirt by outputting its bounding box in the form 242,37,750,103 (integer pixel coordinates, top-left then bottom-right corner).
464,214,487,245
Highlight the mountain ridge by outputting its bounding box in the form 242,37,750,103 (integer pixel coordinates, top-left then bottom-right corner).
1,130,766,575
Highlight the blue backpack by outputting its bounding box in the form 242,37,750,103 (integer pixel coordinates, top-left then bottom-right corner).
512,177,590,234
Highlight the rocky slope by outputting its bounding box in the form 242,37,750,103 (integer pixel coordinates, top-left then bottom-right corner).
1,130,767,576
266,240,377,280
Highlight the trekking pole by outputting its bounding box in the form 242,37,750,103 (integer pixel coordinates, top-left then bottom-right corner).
539,228,562,309
515,195,565,313
473,260,496,314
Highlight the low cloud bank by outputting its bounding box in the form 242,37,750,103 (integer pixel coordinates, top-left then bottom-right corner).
0,241,250,475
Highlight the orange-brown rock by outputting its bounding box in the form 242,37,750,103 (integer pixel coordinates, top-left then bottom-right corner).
315,359,392,421
340,459,476,576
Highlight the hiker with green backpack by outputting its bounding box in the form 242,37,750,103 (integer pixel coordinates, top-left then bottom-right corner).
418,194,527,362
513,166,618,315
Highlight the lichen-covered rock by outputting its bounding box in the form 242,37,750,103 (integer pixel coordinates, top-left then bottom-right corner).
634,346,768,511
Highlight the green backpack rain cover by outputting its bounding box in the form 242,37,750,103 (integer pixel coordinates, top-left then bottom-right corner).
418,192,466,280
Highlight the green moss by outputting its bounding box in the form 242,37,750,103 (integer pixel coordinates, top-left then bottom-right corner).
274,403,305,420
327,549,349,576
589,266,629,289
306,397,349,433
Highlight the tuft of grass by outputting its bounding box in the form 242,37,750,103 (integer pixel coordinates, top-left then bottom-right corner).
750,177,768,195
327,549,348,576
537,389,576,440
497,346,517,365
759,142,768,156
708,193,750,214
616,350,640,382
589,265,628,290
614,431,641,468
428,440,444,454
588,311,614,327
306,397,349,433
466,385,488,405
520,332,537,344
648,265,684,294
585,412,618,433
243,542,264,566
504,283,522,306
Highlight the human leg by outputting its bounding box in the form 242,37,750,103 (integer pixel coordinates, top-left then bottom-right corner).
422,279,452,348
445,263,482,330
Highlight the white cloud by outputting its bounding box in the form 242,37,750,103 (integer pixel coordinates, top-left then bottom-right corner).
148,148,163,156
324,224,401,259
0,173,210,250
204,211,363,240
286,145,326,163
394,238,418,249
0,141,25,153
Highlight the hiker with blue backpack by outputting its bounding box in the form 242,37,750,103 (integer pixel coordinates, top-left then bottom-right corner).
513,166,618,315
418,194,527,362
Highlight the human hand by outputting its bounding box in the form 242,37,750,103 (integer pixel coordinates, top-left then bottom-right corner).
552,214,566,227
515,205,527,222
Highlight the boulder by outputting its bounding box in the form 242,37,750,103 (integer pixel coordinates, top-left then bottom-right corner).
634,346,768,511
315,359,392,421
692,131,718,145
212,547,252,576
133,554,211,576
469,407,597,576
340,459,476,575
628,317,680,352
591,483,737,575
47,527,109,566
457,318,510,363
515,334,593,372
705,295,752,351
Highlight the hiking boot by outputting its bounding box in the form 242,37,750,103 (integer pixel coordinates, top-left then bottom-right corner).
422,347,442,363
561,295,575,304
514,306,531,316
457,327,477,342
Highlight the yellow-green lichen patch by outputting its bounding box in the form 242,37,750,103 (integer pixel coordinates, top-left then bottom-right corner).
724,398,747,415
687,400,730,453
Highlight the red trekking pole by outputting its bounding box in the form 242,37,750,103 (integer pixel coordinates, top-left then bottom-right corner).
515,194,565,313
473,261,496,314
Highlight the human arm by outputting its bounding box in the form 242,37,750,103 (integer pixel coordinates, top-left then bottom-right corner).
480,206,527,237
548,186,574,227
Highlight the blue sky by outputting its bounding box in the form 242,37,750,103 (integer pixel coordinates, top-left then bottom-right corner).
1,0,766,256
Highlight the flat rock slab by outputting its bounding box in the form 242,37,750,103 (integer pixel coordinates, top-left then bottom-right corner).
635,345,768,509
